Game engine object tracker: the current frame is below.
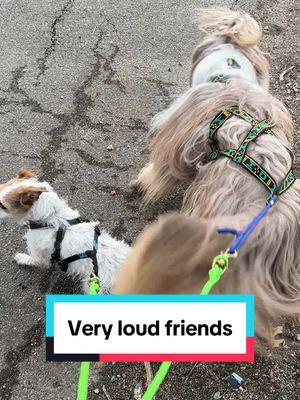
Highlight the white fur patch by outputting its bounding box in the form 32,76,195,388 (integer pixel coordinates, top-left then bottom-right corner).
191,44,258,86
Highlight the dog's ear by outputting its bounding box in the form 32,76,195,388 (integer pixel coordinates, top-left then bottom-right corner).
19,187,45,206
17,168,35,179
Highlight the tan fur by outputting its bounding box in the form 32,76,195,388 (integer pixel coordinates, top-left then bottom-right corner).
0,169,45,216
17,168,35,179
132,9,300,344
0,169,35,192
114,213,233,294
3,186,46,216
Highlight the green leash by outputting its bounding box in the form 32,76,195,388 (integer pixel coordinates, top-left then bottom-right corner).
76,275,101,400
141,250,236,400
77,362,90,400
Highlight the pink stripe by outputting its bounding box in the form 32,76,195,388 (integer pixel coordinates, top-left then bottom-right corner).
99,337,254,362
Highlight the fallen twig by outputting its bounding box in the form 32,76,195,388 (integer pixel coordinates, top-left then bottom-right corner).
184,362,198,382
144,362,153,387
279,66,295,81
102,385,113,400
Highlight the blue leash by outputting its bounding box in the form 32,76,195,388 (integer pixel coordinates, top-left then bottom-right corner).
218,195,278,253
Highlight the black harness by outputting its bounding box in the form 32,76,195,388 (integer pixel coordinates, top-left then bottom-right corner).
28,217,100,275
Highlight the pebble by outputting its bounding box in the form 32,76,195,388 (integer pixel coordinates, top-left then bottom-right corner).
213,391,222,400
93,388,100,394
107,145,114,151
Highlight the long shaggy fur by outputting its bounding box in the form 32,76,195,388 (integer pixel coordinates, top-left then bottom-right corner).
134,8,300,344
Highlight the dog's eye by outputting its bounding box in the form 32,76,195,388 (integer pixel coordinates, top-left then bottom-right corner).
227,58,240,69
0,201,7,211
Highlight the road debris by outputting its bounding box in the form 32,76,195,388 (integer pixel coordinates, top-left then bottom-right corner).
279,66,295,81
226,372,244,390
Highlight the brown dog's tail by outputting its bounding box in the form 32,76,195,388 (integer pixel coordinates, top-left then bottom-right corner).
196,8,262,47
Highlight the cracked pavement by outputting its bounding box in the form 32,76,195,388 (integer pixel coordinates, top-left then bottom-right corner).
0,0,299,399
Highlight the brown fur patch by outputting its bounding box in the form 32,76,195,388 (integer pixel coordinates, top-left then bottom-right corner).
17,168,35,179
3,186,46,216
0,168,35,192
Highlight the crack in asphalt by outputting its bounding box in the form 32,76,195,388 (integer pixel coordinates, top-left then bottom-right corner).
0,149,41,160
0,321,45,400
98,45,127,94
145,77,175,106
121,118,148,132
35,0,75,85
1,66,65,121
1,17,128,182
72,148,132,171
39,33,129,181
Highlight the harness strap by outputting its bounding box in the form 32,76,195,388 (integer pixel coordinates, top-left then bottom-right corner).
208,107,296,200
50,218,88,266
54,224,101,275
232,119,272,163
220,149,277,194
28,217,88,230
51,226,65,265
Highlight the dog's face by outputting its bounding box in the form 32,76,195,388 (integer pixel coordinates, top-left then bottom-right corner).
0,169,48,220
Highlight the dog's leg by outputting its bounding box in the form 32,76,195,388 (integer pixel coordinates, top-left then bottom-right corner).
131,163,155,191
14,253,39,266
132,162,178,203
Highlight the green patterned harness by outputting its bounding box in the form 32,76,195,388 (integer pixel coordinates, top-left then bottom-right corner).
208,107,296,200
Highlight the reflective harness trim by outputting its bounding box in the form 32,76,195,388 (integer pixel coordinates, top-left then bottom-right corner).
208,107,296,199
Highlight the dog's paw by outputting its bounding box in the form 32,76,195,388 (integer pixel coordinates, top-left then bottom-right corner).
14,253,36,266
129,177,143,191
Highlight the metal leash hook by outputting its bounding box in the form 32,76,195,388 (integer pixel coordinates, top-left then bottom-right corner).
200,250,237,295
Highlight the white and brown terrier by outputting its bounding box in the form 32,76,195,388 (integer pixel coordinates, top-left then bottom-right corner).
130,8,300,344
0,169,130,293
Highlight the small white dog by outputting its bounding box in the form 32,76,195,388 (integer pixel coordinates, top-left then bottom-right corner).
0,168,130,293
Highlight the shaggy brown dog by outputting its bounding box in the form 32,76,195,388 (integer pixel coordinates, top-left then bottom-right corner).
128,8,300,344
